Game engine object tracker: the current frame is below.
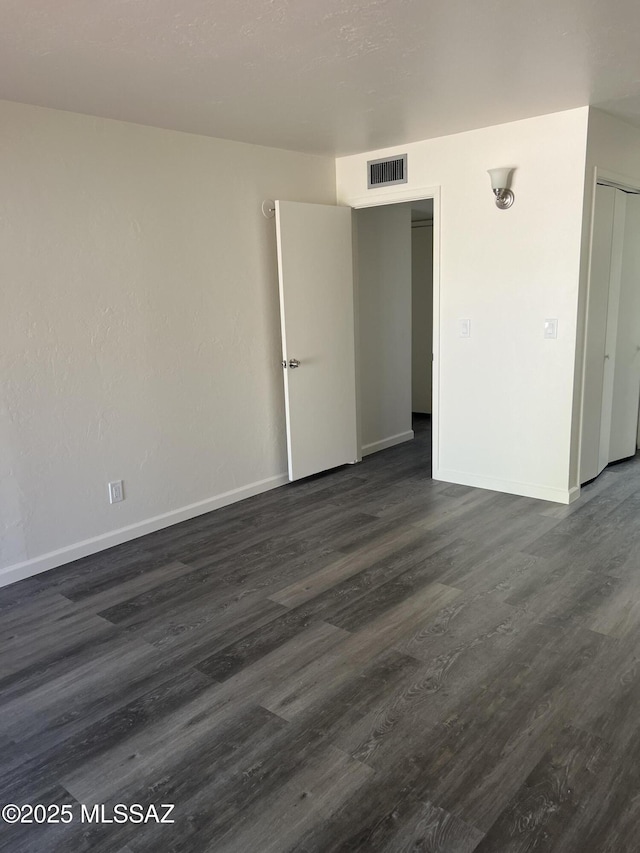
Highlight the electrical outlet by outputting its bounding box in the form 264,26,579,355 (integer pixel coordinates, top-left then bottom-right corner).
108,480,124,504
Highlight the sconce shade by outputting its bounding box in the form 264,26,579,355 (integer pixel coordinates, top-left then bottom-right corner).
488,167,515,209
487,167,513,190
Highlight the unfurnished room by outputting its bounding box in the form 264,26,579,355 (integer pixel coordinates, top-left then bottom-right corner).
4,2,640,851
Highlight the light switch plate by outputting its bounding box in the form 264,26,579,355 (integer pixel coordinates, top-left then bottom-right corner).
108,480,124,504
544,319,558,339
459,319,471,338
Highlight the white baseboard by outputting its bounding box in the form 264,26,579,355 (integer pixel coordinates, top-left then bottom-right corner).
433,467,575,505
0,473,289,589
567,485,581,504
362,430,414,456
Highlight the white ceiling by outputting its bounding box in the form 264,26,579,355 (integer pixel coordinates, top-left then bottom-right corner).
2,0,640,156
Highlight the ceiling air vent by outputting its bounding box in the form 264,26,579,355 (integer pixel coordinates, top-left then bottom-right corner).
367,154,408,188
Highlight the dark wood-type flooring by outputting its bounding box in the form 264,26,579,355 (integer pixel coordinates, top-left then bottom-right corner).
3,416,640,852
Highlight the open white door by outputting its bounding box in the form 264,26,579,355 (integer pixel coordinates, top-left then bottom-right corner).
275,200,358,481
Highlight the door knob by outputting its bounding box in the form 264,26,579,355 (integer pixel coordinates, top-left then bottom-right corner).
288,358,300,369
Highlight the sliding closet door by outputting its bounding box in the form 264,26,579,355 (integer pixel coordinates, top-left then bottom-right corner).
581,185,618,483
597,190,626,473
610,193,640,462
582,184,640,483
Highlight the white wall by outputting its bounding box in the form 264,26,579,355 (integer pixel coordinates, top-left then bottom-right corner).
571,109,640,487
355,204,413,454
0,99,335,586
411,223,433,414
338,108,590,503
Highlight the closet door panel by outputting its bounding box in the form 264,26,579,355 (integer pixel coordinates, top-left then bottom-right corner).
598,190,626,471
581,184,617,483
610,193,640,463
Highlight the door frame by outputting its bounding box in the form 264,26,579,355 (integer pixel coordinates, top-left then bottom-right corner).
347,186,442,479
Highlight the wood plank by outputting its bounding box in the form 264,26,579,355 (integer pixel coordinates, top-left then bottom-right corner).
377,800,484,852
196,537,457,682
0,668,213,804
342,621,609,832
269,523,428,608
474,726,610,852
213,746,374,853
298,792,484,853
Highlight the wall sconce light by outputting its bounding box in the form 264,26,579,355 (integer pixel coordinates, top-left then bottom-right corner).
487,167,514,209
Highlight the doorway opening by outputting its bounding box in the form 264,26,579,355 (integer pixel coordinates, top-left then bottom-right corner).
353,195,436,474
410,202,434,456
272,188,440,485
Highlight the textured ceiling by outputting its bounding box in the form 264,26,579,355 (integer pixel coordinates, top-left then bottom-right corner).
2,0,640,156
